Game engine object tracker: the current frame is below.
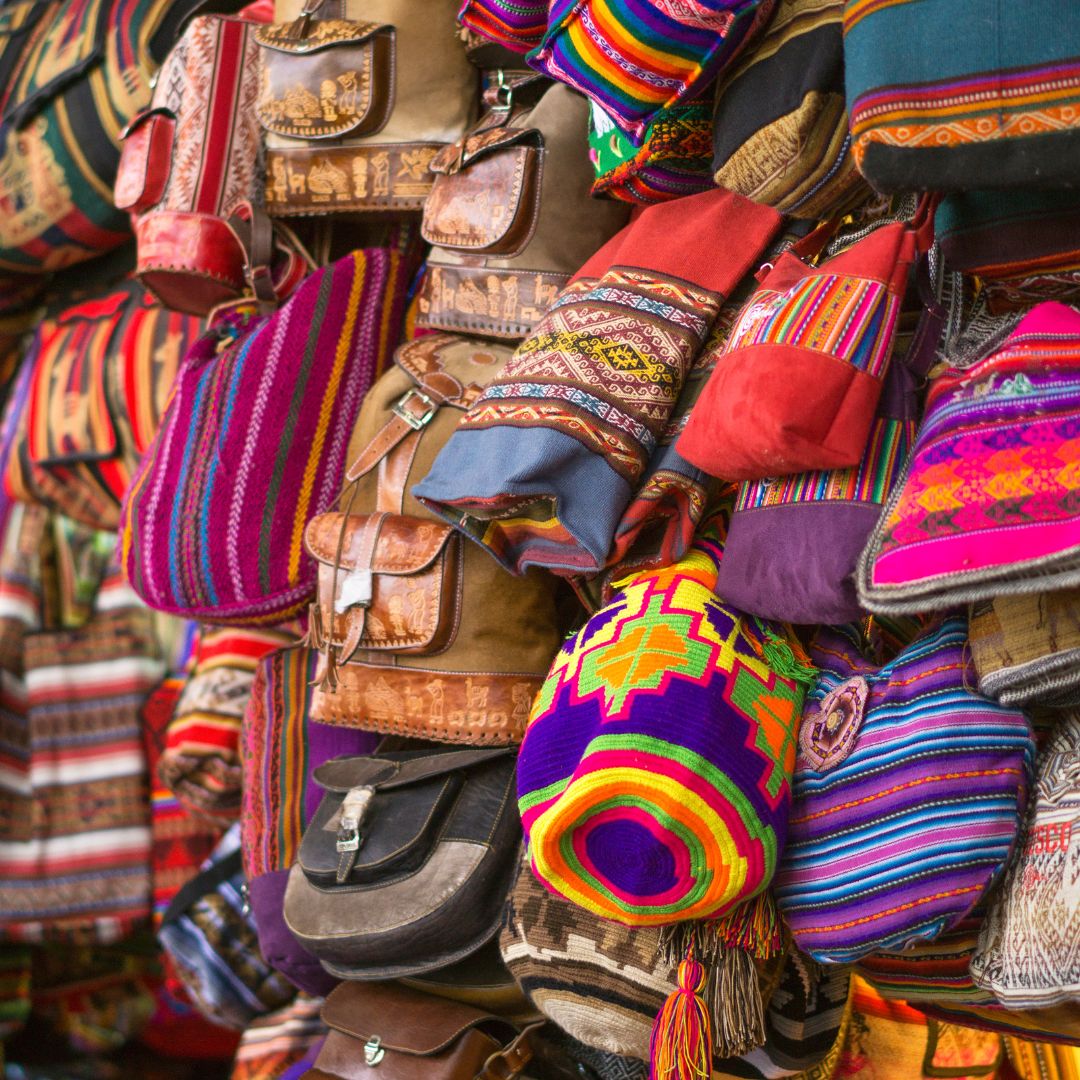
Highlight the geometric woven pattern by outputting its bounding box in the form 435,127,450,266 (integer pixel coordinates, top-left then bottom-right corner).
519,528,804,925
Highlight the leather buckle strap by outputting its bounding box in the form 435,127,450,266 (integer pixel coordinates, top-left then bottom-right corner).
477,1023,543,1080
391,388,438,431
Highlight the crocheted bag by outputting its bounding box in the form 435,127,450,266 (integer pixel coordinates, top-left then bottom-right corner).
971,710,1080,1009
858,302,1080,615
120,244,414,626
775,617,1033,965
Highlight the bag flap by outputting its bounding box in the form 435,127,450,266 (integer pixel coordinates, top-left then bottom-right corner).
429,124,541,175
304,512,453,574
255,20,394,141
115,109,175,212
321,980,511,1055
313,747,514,793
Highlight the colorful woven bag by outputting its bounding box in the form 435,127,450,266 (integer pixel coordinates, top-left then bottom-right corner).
711,0,868,220
775,618,1033,965
0,0,218,276
858,302,1080,615
713,344,917,625
678,212,923,482
526,0,773,142
518,526,806,926
844,0,1080,193
971,710,1080,1010
457,0,546,53
240,645,378,995
5,277,202,531
120,243,415,626
158,623,296,825
414,188,782,577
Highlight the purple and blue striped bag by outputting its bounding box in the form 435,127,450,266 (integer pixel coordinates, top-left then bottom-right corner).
775,616,1033,965
119,246,415,626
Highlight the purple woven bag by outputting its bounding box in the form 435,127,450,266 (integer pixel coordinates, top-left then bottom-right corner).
119,247,413,625
774,616,1033,964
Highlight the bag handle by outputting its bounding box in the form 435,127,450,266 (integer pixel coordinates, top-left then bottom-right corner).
477,1022,545,1080
225,201,317,311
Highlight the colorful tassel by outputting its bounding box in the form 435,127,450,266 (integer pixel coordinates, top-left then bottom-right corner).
650,951,712,1080
754,622,818,688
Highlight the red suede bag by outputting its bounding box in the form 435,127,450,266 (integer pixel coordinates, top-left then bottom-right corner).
678,205,932,481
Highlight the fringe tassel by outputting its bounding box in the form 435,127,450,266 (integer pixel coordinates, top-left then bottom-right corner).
654,894,783,1065
753,621,818,689
650,950,712,1080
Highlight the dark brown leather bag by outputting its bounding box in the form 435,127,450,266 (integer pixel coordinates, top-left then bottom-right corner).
260,0,477,216
304,981,542,1079
417,77,629,339
283,747,519,980
304,333,563,745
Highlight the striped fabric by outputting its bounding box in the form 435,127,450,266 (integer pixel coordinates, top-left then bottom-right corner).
0,603,165,943
844,0,1080,192
724,274,898,377
458,0,547,53
528,0,768,140
735,415,910,511
775,618,1033,965
917,1002,1080,1048
158,624,296,825
1007,1039,1080,1079
120,245,414,626
230,994,327,1080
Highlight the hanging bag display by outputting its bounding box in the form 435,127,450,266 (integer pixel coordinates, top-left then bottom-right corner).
418,77,630,340
678,205,931,482
304,332,563,745
858,301,1080,615
259,0,477,217
120,242,416,626
282,746,520,980
115,16,310,316
775,617,1033,965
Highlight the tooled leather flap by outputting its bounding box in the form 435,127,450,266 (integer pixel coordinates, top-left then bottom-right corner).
321,981,513,1056
429,125,541,175
313,747,514,793
255,20,394,141
304,512,452,575
115,109,176,212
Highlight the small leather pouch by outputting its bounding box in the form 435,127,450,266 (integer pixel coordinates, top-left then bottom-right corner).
305,510,463,671
422,126,543,258
284,747,521,980
114,108,175,213
306,980,540,1080
255,19,395,142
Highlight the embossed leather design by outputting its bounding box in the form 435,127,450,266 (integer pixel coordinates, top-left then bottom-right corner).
256,20,394,141
284,749,521,979
306,511,461,658
114,109,175,212
422,131,542,257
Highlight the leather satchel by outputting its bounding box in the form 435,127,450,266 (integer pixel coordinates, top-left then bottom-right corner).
303,333,563,745
417,76,629,340
304,980,541,1079
260,0,477,216
283,747,520,980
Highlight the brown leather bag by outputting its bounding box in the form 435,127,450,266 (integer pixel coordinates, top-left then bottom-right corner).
304,332,563,744
417,76,629,340
260,0,478,216
303,981,542,1080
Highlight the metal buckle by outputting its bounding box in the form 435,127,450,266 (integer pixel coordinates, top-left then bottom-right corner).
391,388,437,430
491,69,513,113
336,818,361,853
364,1036,385,1067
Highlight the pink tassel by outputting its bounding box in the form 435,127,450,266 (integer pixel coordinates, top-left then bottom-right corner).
650,951,712,1080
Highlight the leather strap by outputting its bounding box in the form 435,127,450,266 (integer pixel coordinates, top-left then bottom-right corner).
336,512,387,663
225,202,281,307
312,746,515,792
477,1022,544,1080
376,432,421,514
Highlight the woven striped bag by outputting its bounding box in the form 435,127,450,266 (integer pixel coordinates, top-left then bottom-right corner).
120,244,415,625
457,0,546,53
775,617,1033,965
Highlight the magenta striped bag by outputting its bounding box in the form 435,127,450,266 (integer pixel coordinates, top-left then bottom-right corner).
119,245,415,626
457,0,547,53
